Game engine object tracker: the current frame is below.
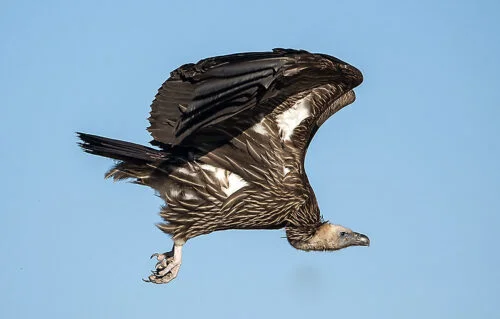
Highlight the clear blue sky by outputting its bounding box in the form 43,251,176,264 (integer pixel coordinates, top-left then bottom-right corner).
1,0,499,318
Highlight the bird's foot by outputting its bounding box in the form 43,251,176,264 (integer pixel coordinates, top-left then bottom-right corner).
143,245,182,284
150,251,174,270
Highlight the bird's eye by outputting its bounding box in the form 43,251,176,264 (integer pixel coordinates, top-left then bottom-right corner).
340,232,346,237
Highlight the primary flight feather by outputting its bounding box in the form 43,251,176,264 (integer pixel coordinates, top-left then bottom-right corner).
78,48,368,284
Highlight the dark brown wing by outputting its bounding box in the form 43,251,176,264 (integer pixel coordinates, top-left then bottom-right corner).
147,48,361,146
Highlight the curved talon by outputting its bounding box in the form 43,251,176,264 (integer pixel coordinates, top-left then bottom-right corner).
144,246,182,284
156,259,168,269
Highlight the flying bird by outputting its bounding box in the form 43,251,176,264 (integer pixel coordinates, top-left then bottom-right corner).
78,48,368,284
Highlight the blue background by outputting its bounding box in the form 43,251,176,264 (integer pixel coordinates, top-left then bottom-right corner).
1,0,499,318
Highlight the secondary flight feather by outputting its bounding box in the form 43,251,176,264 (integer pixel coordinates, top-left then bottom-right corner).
78,48,368,284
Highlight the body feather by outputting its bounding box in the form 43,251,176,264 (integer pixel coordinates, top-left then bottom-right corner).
79,48,363,244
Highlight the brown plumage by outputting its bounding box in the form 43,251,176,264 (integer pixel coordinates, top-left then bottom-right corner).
78,48,369,284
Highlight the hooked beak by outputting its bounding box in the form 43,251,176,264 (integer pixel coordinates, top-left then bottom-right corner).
351,232,370,247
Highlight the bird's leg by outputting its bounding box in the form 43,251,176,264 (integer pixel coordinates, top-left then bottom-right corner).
143,244,183,284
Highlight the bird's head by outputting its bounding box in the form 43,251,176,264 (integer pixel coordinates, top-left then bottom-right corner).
319,223,370,250
289,223,370,251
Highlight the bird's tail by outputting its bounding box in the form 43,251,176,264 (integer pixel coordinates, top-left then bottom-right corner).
77,132,167,182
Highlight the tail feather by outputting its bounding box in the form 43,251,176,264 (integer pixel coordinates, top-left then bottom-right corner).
77,132,168,182
77,132,166,163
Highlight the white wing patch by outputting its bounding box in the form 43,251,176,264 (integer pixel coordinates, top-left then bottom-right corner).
224,173,248,196
251,122,268,135
276,97,311,142
200,164,248,197
283,166,290,176
251,115,268,135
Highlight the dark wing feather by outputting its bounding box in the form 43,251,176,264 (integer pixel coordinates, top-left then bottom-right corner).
148,50,296,146
148,49,362,146
175,64,278,139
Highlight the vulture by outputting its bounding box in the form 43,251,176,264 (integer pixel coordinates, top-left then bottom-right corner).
78,48,368,284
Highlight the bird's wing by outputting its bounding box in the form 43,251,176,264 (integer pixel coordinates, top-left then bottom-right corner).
294,82,360,161
147,49,361,147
